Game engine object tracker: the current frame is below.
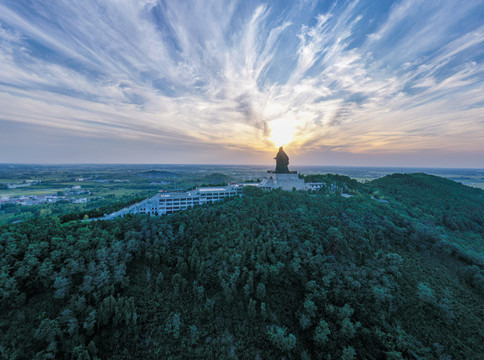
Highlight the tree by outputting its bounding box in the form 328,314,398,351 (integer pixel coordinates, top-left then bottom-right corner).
156,271,164,291
189,325,199,345
314,319,331,347
165,313,182,339
299,314,311,330
53,276,70,299
72,346,91,360
417,282,437,306
34,318,60,344
341,317,359,339
83,309,97,336
304,298,317,318
248,298,257,319
267,325,296,352
256,282,266,300
260,302,268,320
342,346,356,360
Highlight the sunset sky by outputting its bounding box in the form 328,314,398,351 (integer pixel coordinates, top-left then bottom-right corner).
0,0,483,167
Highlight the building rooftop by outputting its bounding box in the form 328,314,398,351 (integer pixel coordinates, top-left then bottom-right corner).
198,187,231,192
159,192,193,197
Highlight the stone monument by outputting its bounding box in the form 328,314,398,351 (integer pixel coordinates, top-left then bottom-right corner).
259,146,305,190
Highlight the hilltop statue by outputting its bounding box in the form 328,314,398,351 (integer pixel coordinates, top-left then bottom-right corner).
274,146,290,173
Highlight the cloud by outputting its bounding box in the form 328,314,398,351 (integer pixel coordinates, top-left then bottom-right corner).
0,0,483,165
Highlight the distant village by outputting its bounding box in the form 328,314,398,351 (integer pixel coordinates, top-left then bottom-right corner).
0,182,91,206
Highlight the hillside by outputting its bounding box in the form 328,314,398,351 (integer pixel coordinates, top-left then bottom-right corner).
370,173,484,265
0,174,482,359
137,170,178,179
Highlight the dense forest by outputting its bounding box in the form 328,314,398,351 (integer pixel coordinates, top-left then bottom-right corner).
0,173,483,359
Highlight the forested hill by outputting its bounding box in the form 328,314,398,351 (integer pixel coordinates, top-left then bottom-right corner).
0,174,483,359
371,173,484,231
369,173,484,266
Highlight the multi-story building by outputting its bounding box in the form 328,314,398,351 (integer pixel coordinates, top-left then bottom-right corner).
104,185,243,219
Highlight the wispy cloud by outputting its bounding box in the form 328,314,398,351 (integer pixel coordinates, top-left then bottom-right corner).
0,0,483,165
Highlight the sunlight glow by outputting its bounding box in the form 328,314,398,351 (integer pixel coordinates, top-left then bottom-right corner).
269,119,295,147
0,1,483,166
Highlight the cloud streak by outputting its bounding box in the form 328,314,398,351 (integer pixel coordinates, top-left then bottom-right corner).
0,0,483,165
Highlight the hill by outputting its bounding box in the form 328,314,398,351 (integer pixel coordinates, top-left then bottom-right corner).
370,173,484,265
137,170,178,178
0,174,482,359
197,172,234,186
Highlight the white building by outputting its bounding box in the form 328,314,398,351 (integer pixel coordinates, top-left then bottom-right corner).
304,182,325,191
104,185,243,219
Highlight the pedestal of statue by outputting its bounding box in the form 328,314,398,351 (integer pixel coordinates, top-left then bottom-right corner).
260,171,305,191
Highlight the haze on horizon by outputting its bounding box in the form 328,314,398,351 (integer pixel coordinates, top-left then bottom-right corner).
0,0,483,168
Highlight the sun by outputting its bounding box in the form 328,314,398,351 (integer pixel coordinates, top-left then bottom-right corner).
269,119,295,147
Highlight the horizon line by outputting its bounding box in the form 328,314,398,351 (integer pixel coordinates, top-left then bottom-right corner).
0,163,483,171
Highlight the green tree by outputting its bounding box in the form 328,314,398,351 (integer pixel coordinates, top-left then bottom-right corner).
165,313,182,339
156,271,164,291
256,282,266,300
342,346,356,360
53,276,70,299
267,325,296,352
417,282,437,306
314,319,331,347
248,298,257,319
341,317,357,339
304,298,317,318
189,325,199,345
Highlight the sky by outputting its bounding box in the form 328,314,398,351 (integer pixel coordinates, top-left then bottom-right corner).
0,0,483,167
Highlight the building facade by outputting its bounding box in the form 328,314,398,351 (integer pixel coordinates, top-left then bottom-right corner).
104,185,243,219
